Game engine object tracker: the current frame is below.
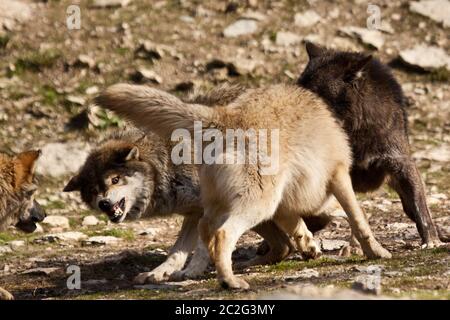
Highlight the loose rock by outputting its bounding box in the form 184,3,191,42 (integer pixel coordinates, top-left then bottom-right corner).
41,216,70,230
352,274,382,295
339,26,384,49
22,267,60,276
223,19,258,38
0,0,32,31
275,31,302,46
83,236,122,246
294,10,321,28
399,45,450,71
413,145,450,162
0,246,12,254
36,142,90,178
37,232,88,243
321,239,348,251
131,68,163,84
82,216,100,227
410,0,450,28
74,55,96,69
91,0,131,8
8,240,25,250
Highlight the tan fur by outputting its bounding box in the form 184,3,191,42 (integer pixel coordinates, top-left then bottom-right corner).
96,83,391,289
0,150,42,300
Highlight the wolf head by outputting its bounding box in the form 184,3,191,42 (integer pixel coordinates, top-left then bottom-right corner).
0,150,46,233
297,42,372,111
63,139,152,223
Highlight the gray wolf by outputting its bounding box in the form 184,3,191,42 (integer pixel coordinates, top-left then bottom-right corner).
63,127,296,284
297,42,444,249
95,82,391,289
0,150,46,299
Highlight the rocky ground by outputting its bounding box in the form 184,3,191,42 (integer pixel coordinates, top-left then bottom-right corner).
0,0,449,300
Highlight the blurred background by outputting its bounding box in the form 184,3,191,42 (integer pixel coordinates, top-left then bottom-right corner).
0,0,448,299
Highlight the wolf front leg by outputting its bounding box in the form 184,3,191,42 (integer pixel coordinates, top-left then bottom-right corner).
199,199,280,290
170,238,211,281
134,213,201,284
331,165,391,259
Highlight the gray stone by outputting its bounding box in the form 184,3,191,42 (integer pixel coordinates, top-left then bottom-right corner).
352,274,382,295
321,239,348,251
75,55,96,69
8,240,25,250
413,145,450,161
0,0,32,31
286,268,319,280
387,222,415,232
138,227,160,237
131,68,163,84
241,10,267,22
339,26,384,49
352,265,384,274
91,0,131,8
36,142,90,178
0,246,12,254
223,19,258,38
135,41,165,60
84,279,109,285
294,10,321,28
65,95,86,106
82,216,100,227
83,236,122,246
410,0,450,28
275,31,302,46
38,231,88,243
22,267,60,276
41,216,70,229
400,45,450,71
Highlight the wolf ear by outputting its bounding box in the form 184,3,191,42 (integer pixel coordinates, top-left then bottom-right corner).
125,146,139,161
63,175,81,192
346,54,372,80
16,150,41,176
305,41,325,59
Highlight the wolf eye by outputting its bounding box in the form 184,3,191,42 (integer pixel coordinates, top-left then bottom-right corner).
111,176,120,185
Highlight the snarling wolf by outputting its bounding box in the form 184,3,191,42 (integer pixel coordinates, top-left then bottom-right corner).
297,42,445,250
95,82,391,289
64,127,304,283
0,150,46,300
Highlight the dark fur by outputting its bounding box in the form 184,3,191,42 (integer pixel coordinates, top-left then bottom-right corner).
297,42,444,245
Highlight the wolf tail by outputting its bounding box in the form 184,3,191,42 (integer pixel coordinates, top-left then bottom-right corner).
95,84,215,138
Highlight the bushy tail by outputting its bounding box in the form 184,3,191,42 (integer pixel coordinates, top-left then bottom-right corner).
94,84,215,138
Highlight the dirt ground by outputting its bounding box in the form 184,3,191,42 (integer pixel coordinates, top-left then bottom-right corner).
0,0,449,300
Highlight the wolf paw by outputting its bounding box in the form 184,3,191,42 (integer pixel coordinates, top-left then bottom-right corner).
219,276,250,290
421,239,444,249
301,241,322,260
364,242,392,259
134,271,169,284
169,268,205,281
339,244,364,257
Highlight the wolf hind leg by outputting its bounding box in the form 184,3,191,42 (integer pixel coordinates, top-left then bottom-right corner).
330,165,391,259
201,201,279,290
235,221,296,270
274,214,321,260
387,159,442,247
